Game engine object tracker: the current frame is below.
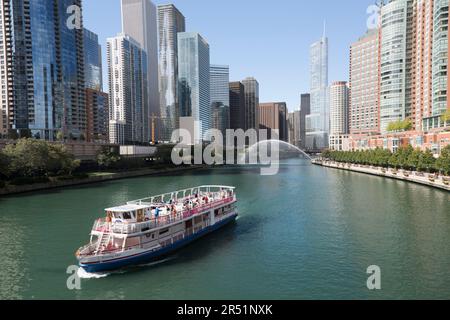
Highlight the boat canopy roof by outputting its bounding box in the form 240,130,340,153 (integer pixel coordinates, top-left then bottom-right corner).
105,204,150,213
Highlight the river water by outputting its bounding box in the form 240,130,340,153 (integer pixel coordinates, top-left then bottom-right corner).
0,159,449,299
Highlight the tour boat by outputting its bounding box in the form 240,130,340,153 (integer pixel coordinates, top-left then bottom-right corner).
76,185,238,273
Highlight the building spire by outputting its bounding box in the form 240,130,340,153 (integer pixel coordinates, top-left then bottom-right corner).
322,20,326,39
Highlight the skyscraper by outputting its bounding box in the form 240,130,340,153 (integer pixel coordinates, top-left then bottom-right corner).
379,0,414,133
432,0,449,117
258,102,288,142
412,0,434,131
329,81,349,136
349,29,380,135
107,34,148,145
287,111,301,148
84,28,108,143
86,89,109,143
158,4,185,141
299,94,311,150
229,82,246,130
121,0,159,142
178,32,211,138
306,29,329,150
0,0,86,140
84,28,103,91
242,77,259,131
210,65,230,136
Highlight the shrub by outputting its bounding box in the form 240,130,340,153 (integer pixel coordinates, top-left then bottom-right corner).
2,138,80,178
10,176,50,186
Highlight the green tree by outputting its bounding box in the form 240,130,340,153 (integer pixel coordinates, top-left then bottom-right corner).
2,138,79,178
407,148,422,171
0,151,10,179
56,131,64,142
418,149,436,173
3,139,50,177
47,144,80,175
436,145,450,175
441,110,450,124
387,119,413,132
397,145,413,169
388,151,400,169
96,147,120,169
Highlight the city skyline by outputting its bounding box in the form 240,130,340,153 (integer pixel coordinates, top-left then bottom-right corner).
83,0,378,111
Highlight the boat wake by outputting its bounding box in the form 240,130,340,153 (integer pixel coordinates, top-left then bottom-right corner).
77,267,109,279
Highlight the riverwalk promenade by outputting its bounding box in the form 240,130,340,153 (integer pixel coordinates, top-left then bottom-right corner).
312,159,450,192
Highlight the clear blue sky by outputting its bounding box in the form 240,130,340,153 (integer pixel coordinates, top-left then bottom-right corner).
84,0,376,112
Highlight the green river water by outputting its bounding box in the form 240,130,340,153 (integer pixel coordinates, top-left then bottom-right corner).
0,160,449,299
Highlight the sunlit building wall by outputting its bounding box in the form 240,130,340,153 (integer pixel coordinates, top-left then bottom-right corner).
158,4,185,141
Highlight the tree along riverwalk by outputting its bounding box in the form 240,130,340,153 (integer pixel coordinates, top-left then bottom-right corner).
312,159,450,192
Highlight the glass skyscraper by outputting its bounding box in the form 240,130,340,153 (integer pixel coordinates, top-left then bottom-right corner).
0,0,85,140
210,65,230,136
121,0,159,142
242,77,259,131
299,93,311,150
432,0,449,117
229,82,246,131
379,0,414,133
107,34,148,144
306,32,329,150
84,28,103,91
177,32,211,139
158,4,185,141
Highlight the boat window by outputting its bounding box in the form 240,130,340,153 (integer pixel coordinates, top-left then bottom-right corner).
123,212,132,220
159,228,169,236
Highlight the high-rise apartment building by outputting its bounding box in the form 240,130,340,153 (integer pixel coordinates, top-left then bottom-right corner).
210,65,230,136
107,34,148,144
259,102,288,142
242,77,260,131
178,32,210,139
86,89,109,143
121,0,159,142
349,29,380,135
158,4,185,141
306,32,329,150
84,28,108,143
379,0,415,133
0,0,86,140
329,81,349,152
432,0,449,117
287,111,301,148
299,94,311,150
229,82,246,130
329,81,349,135
412,0,434,131
84,28,103,91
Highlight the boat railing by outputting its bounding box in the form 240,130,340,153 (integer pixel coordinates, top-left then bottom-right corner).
92,196,236,235
127,185,235,207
